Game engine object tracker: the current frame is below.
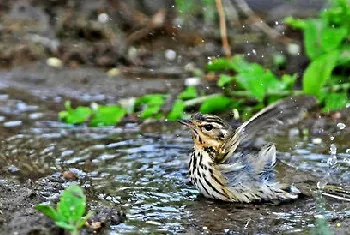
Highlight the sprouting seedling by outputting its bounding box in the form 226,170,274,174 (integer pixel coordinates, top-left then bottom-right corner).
35,184,92,235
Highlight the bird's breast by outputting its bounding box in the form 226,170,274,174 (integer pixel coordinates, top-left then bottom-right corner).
189,149,230,201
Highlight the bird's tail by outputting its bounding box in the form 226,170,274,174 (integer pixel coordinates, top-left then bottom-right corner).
322,185,350,202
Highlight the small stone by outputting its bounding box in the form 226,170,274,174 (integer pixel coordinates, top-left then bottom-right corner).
46,57,63,68
184,77,201,86
165,49,177,61
62,170,78,180
86,221,102,230
98,13,109,23
107,68,120,77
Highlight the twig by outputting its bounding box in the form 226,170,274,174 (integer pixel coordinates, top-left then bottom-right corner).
126,10,166,45
215,0,231,58
232,0,293,44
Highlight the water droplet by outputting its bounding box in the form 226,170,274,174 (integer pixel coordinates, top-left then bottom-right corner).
275,21,279,25
337,123,346,130
327,155,337,166
98,13,109,23
252,49,256,55
312,138,322,145
317,181,328,189
330,144,337,155
330,136,334,141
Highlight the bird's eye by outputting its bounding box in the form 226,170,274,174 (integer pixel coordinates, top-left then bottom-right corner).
203,124,213,131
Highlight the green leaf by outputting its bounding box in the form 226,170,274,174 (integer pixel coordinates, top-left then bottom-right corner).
322,92,348,112
206,57,234,71
140,104,163,119
235,64,282,101
229,55,252,73
167,99,185,120
55,221,75,231
303,19,347,60
135,94,166,106
58,101,92,125
217,74,234,87
56,185,86,223
285,17,306,29
303,51,339,97
136,94,166,119
35,204,58,221
178,86,197,100
89,105,126,127
199,96,236,114
281,74,298,90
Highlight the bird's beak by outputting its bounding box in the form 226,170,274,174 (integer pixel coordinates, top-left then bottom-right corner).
178,119,194,128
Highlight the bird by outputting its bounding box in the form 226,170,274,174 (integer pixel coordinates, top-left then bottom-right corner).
179,96,349,203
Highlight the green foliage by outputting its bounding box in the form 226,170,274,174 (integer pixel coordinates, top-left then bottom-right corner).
90,105,126,127
322,92,348,112
59,101,126,126
59,101,92,125
57,0,349,126
200,95,237,113
208,55,297,102
303,51,340,96
217,74,234,87
178,86,197,100
35,185,90,235
286,0,350,105
167,99,185,120
135,94,166,119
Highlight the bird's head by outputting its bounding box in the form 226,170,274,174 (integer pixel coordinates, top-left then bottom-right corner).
179,113,232,151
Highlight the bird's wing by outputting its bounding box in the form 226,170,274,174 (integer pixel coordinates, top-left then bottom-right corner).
219,95,317,161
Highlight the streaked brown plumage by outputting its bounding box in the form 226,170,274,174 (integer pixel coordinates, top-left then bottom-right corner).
179,96,324,203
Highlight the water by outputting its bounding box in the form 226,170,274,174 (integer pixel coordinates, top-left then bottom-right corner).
0,87,349,234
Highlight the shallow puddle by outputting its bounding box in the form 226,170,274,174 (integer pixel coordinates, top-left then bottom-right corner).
0,87,349,234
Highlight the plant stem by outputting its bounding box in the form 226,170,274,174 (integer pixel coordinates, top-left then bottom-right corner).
324,83,350,92
183,90,304,107
71,227,80,235
215,0,231,57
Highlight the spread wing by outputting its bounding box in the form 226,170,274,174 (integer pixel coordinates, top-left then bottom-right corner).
219,95,317,160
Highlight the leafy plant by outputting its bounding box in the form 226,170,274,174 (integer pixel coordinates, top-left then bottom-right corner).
58,0,349,127
59,101,92,125
135,94,166,120
199,95,237,113
59,101,127,126
285,0,349,109
35,185,91,235
208,55,298,102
